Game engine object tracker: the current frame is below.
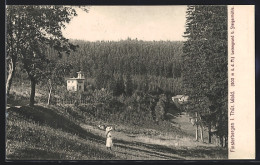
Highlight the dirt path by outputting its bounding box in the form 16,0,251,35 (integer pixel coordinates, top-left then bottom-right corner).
80,114,225,160
81,123,186,160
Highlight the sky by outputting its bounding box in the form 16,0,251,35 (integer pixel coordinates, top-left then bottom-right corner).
62,6,187,41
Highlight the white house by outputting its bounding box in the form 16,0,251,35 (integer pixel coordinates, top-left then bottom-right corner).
172,95,189,104
66,71,85,92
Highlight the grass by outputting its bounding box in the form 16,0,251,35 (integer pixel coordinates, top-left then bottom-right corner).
6,105,119,160
6,103,228,160
6,85,228,160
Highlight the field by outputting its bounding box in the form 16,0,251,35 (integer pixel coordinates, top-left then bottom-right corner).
6,87,228,160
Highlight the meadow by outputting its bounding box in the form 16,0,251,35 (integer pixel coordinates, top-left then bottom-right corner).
6,85,228,160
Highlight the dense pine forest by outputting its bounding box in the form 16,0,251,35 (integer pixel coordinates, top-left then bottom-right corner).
69,39,183,78
15,39,184,95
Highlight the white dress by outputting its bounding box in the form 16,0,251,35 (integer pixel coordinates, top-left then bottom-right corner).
106,132,113,147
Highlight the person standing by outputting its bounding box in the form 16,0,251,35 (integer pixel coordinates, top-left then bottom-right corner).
105,126,113,150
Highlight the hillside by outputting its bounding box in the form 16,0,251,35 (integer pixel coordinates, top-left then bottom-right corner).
6,100,227,160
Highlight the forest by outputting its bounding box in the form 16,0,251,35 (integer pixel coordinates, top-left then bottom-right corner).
11,38,185,132
14,39,184,95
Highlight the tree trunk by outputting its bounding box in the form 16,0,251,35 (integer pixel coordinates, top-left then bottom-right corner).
195,112,199,141
200,124,204,142
29,78,36,106
224,136,228,148
47,85,52,105
221,136,227,148
6,58,16,97
220,135,223,147
195,124,199,141
215,136,219,146
208,124,212,143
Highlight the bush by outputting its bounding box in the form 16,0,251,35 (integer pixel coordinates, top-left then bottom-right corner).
92,89,113,104
154,101,165,122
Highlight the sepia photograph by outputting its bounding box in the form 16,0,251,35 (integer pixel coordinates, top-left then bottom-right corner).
5,5,254,160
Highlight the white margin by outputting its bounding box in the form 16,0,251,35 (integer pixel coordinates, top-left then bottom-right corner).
228,5,255,159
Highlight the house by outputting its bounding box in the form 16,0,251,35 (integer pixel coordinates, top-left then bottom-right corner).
66,71,85,92
179,95,189,103
172,95,189,104
172,95,183,102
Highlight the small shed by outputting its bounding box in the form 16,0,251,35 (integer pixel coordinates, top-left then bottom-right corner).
66,71,85,92
172,95,189,104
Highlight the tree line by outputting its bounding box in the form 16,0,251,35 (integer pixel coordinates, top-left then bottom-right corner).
66,39,183,79
182,5,228,147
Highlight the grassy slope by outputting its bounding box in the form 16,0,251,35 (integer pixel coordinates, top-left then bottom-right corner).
6,105,117,160
6,86,227,160
6,103,227,160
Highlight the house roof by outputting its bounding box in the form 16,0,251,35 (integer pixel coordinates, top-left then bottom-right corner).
172,95,184,99
66,77,85,80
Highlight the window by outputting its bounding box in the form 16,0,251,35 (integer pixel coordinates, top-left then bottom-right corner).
79,86,81,90
68,81,70,83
